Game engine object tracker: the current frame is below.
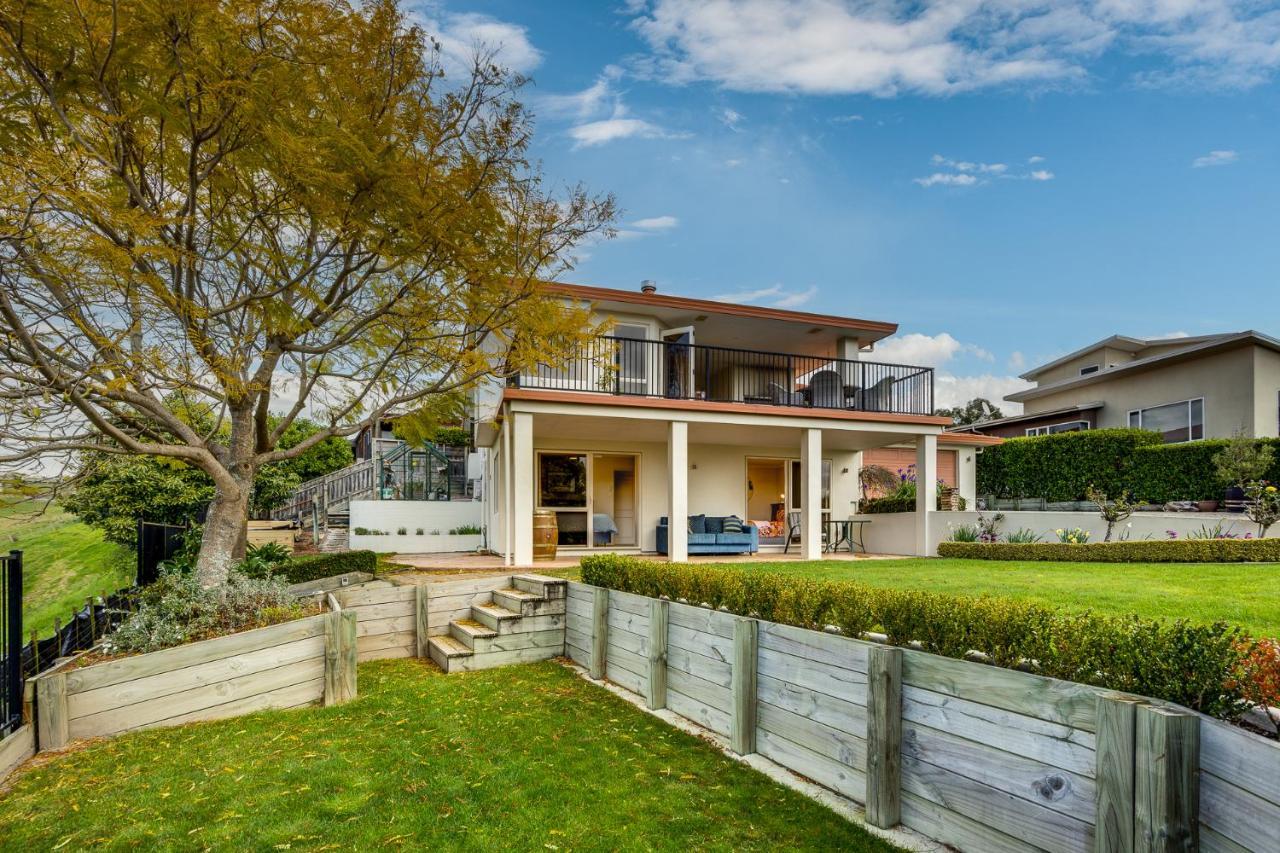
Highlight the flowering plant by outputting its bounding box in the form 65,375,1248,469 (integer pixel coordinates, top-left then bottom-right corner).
1244,481,1280,539
1086,485,1133,542
1054,527,1091,544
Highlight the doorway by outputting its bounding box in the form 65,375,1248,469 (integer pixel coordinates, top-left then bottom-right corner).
537,451,639,549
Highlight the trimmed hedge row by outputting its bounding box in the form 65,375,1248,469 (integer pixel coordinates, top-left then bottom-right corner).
977,429,1280,502
278,550,377,583
939,539,1280,562
580,554,1255,721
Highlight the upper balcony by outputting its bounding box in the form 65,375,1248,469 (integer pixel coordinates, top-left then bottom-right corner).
511,334,934,417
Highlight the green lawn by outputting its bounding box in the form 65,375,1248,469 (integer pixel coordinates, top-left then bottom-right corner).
0,498,132,638
0,659,897,851
727,558,1280,639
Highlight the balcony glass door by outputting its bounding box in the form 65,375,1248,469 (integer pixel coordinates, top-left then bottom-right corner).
660,326,695,399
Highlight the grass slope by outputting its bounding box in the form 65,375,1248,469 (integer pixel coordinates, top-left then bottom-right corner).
0,499,132,638
0,660,898,851
734,558,1280,639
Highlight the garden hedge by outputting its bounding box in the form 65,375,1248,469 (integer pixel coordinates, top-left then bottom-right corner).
938,539,1280,562
976,429,1280,502
278,550,377,583
580,555,1262,721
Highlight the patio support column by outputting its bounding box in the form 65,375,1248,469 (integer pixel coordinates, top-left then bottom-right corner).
915,433,937,556
502,406,513,566
668,420,688,562
800,428,823,561
512,410,535,566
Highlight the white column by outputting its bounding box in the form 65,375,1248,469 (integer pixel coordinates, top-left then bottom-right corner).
957,447,977,509
801,428,823,560
502,407,513,566
668,421,688,562
915,433,938,556
512,411,534,567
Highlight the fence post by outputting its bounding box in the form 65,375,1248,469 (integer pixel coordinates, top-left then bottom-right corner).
590,587,609,680
415,584,431,658
1096,694,1142,853
1134,705,1199,852
35,671,68,751
4,551,22,732
865,645,903,828
647,599,668,710
324,595,357,706
731,617,757,755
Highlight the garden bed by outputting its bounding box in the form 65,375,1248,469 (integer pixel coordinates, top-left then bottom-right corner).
938,538,1280,562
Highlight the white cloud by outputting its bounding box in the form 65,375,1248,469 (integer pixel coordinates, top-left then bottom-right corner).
932,154,1007,174
832,114,864,123
632,215,679,230
1029,169,1055,181
1008,351,1027,371
717,107,745,130
1028,155,1046,164
628,0,1280,95
724,157,746,167
713,283,817,308
933,374,1032,412
1192,149,1239,168
537,67,623,119
547,65,686,149
914,172,978,188
874,332,994,367
416,10,542,78
569,113,678,148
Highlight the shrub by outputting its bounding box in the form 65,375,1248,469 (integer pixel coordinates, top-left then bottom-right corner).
948,522,981,542
397,527,407,535
1054,527,1091,544
937,538,1280,562
1004,528,1042,543
450,523,483,535
579,555,1255,721
275,550,377,584
432,426,471,447
105,570,308,655
860,495,915,514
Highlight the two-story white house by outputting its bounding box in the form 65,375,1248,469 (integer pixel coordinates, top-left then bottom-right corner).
472,281,997,564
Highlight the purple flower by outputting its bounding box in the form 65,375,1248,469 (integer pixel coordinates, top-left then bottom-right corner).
1166,530,1178,540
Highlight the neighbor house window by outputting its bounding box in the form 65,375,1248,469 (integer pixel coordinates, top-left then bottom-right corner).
1128,399,1204,443
1025,421,1089,437
1079,365,1100,376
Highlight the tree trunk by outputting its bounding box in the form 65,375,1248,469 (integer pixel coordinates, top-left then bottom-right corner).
195,480,252,587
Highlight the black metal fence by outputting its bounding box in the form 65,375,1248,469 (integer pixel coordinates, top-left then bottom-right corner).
2,551,21,737
136,520,188,586
513,335,936,416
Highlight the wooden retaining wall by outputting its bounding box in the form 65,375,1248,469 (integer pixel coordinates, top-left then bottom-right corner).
0,724,34,784
32,600,358,751
332,575,508,660
566,581,1279,853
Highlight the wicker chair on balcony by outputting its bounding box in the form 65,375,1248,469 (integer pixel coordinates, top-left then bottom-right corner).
767,381,805,407
809,370,844,408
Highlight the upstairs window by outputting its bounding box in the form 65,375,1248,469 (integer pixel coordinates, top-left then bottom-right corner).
1128,399,1204,443
1026,421,1089,437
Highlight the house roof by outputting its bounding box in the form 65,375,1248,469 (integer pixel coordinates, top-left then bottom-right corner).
946,402,1104,433
1006,331,1280,404
542,281,898,344
1018,333,1226,380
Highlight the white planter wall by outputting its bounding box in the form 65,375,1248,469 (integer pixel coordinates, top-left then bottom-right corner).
861,510,1273,557
348,500,484,553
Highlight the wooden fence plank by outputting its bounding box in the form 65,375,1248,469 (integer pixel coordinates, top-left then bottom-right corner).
902,649,1099,732
756,699,867,770
415,585,430,658
757,672,867,737
1095,694,1141,853
667,600,736,639
35,672,67,751
866,644,903,829
0,725,34,783
648,599,668,711
757,621,869,674
324,607,357,706
1198,717,1280,809
731,618,758,756
1199,771,1280,853
756,727,867,802
667,622,735,664
901,790,1038,853
757,645,867,705
590,587,608,680
1135,705,1199,853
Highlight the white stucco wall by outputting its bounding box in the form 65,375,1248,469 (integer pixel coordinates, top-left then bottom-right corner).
348,500,484,553
861,509,1273,557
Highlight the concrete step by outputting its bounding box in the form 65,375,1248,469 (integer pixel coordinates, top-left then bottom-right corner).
449,618,498,650
513,574,568,600
491,587,566,617
471,603,564,635
427,635,473,672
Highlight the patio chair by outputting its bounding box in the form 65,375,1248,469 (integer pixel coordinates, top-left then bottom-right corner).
767,381,805,407
809,370,843,408
857,376,895,411
783,511,801,553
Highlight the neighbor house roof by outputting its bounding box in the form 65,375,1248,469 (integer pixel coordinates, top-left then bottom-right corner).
946,402,1104,434
542,281,898,342
1017,333,1226,380
1006,331,1280,404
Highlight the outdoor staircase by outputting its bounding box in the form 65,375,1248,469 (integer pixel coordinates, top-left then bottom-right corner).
319,526,349,552
427,575,567,673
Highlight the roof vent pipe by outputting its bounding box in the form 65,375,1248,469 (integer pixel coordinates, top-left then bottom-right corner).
640,280,657,294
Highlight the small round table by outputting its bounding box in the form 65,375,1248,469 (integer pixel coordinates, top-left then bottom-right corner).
824,518,870,553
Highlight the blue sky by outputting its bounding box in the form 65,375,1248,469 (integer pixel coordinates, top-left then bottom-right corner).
416,1,1280,410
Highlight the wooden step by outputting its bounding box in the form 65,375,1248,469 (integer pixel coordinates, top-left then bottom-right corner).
449,618,498,650
491,588,565,617
427,635,473,672
471,603,564,635
435,643,563,673
512,574,568,600
465,627,565,656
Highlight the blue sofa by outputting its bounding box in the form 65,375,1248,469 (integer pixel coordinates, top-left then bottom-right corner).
656,515,759,555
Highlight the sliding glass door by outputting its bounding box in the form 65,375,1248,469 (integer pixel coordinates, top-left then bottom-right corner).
537,451,638,548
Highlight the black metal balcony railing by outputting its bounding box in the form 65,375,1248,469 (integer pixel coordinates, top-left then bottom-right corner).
512,335,934,416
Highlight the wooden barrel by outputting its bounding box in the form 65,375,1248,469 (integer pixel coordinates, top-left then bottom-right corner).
533,510,558,561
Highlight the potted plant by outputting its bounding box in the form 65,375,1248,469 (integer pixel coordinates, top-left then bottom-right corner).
1213,434,1275,513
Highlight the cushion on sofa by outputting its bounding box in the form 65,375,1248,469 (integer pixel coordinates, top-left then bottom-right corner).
689,514,707,534
703,516,724,534
721,516,744,534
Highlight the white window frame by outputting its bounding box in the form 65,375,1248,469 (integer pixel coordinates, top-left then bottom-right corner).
1025,420,1090,437
1127,398,1205,443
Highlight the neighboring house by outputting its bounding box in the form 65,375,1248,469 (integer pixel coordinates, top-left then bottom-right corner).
951,331,1280,441
472,281,997,563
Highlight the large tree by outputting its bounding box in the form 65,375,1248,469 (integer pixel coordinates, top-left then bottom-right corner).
936,397,1003,426
0,0,614,585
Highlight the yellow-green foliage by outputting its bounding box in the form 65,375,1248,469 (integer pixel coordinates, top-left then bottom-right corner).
581,554,1255,720
938,539,1280,562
